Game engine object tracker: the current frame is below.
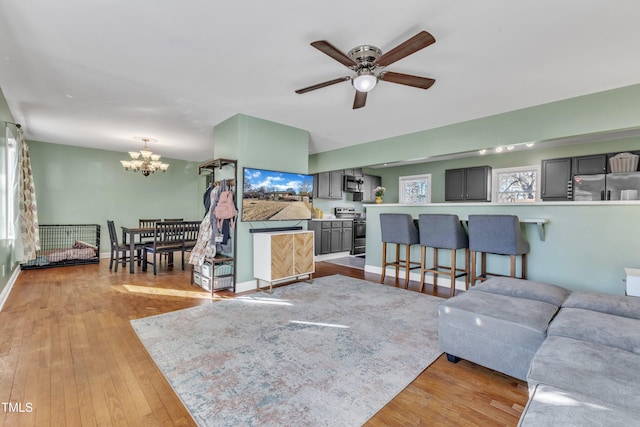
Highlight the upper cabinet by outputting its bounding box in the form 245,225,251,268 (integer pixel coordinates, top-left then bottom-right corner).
445,166,491,202
541,158,572,201
314,171,343,199
444,168,465,201
572,154,607,175
360,174,381,202
314,169,381,201
541,151,640,201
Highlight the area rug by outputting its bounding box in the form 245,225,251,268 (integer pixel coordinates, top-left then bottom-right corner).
131,274,443,426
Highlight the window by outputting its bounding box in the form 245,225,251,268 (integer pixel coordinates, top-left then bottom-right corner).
492,166,539,203
1,124,18,240
399,174,431,204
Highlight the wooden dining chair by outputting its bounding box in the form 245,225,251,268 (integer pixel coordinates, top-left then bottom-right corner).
107,220,143,272
161,219,184,262
139,218,160,243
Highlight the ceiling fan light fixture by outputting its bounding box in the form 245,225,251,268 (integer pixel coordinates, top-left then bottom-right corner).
352,69,377,92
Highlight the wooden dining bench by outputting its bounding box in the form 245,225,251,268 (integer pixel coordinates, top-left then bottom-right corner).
142,221,186,275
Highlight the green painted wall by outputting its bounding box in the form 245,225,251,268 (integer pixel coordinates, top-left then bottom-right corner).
211,114,310,287
309,83,640,173
28,140,204,254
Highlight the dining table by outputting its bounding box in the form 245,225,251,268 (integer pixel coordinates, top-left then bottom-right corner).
121,226,154,273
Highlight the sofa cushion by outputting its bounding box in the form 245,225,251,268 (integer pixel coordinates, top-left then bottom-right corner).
562,291,640,320
473,277,571,306
441,290,561,345
518,384,640,427
548,307,640,354
528,335,640,412
439,288,563,380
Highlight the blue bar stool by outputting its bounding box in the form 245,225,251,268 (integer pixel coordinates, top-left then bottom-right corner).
468,214,530,285
380,213,421,288
418,214,469,296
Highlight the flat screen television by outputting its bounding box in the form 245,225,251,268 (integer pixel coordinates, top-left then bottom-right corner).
242,167,314,221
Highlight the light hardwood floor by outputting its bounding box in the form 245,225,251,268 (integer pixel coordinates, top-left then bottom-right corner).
0,258,527,426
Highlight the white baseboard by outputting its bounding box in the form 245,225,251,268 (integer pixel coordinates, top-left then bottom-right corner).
235,279,258,294
0,265,21,313
364,264,466,290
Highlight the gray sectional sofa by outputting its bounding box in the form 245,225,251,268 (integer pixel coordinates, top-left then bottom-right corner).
438,277,640,426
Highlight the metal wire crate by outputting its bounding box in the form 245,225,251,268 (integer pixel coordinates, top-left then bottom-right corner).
21,224,101,269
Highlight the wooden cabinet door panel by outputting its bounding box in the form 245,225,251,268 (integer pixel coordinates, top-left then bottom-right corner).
270,234,293,280
294,232,314,275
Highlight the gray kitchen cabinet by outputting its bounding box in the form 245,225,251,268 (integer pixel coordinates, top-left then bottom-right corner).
314,171,343,199
445,166,491,201
309,221,331,255
309,220,353,255
360,174,382,202
445,168,465,201
572,154,607,175
341,222,353,252
330,225,342,253
330,220,353,253
320,226,331,254
343,168,363,177
541,158,572,200
542,151,640,201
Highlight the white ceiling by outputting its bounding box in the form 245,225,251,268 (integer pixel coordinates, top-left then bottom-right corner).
2,1,640,162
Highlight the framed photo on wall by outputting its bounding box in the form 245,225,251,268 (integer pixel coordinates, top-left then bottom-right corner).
399,174,432,204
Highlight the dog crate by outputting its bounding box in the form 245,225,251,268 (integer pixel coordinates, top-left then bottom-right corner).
20,224,101,270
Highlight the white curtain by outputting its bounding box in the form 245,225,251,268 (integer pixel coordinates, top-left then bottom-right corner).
15,129,39,262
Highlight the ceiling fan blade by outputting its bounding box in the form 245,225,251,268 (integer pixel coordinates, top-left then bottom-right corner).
310,40,358,68
380,71,435,89
295,76,351,94
353,91,367,109
374,31,436,67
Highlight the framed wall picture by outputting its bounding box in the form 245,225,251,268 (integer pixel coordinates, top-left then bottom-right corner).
399,174,432,204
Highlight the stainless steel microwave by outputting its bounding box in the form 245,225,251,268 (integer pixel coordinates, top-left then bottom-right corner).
343,175,364,192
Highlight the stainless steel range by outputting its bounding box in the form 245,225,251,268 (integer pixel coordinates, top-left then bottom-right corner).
334,207,366,255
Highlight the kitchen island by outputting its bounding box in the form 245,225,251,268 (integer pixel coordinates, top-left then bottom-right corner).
363,201,640,295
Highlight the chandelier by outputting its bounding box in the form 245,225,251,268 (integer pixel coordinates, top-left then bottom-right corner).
120,137,169,177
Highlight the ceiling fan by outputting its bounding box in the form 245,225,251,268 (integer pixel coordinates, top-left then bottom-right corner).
295,31,436,109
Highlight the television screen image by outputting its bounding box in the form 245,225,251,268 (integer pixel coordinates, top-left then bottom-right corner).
242,167,314,221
